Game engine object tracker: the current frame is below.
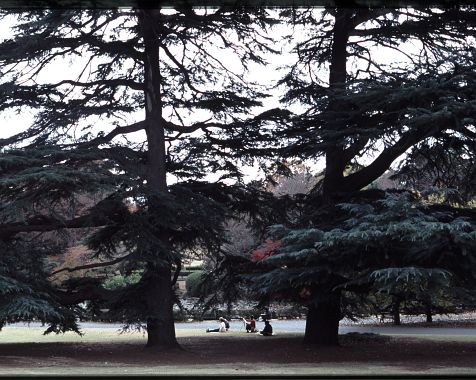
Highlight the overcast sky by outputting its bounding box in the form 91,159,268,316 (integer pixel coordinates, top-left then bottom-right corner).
0,9,418,184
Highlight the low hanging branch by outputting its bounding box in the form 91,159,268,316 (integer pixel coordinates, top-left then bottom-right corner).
48,253,132,277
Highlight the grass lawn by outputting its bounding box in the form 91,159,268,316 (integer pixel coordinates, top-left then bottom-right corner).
0,326,475,376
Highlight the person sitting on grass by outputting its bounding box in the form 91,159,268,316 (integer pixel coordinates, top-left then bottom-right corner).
242,316,257,333
259,319,273,336
206,317,228,333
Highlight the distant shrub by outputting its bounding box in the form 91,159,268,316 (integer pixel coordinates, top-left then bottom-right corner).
185,271,208,297
102,272,141,290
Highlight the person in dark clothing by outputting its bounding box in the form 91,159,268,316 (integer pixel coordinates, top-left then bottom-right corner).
242,316,257,333
260,320,273,336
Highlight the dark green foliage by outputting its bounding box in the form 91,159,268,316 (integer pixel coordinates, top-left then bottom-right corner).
238,7,476,344
249,191,476,319
393,140,476,201
260,8,476,201
102,272,141,291
0,238,80,333
0,7,281,343
185,271,208,297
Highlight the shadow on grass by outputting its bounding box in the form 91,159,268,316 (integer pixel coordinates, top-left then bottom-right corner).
0,329,475,375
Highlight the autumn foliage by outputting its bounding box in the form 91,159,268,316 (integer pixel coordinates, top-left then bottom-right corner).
251,239,282,262
299,287,311,299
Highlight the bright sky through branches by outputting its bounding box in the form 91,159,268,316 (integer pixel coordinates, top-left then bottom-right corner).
0,8,429,183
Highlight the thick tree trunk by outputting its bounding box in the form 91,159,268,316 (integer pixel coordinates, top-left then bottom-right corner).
144,263,178,348
137,9,179,349
303,291,341,345
322,9,351,200
305,10,350,346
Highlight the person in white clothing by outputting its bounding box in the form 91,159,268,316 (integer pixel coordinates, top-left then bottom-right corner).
206,317,228,333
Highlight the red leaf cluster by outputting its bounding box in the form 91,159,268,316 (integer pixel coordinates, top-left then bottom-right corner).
251,239,282,262
299,287,311,299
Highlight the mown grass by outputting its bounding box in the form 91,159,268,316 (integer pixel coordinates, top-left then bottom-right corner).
0,326,146,344
1,365,475,376
0,327,475,376
0,326,302,343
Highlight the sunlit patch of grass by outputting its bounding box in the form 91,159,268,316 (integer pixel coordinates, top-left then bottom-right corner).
0,327,146,344
0,326,301,344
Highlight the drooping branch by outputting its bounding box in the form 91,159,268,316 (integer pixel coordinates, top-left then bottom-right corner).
0,126,48,149
460,126,476,139
53,284,118,306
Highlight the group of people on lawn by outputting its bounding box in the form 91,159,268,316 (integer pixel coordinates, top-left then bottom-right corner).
206,315,273,336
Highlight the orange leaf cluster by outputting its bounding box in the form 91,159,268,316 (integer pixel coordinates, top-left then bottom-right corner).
251,239,282,262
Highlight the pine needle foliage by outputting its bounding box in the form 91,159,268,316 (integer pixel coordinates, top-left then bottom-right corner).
249,191,476,317
0,7,280,343
0,237,80,333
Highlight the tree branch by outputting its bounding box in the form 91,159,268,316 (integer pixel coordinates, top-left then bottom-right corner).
342,136,371,164
48,78,144,92
49,253,132,277
80,121,147,147
157,40,204,94
53,284,117,306
0,212,112,239
460,126,476,139
162,118,231,134
342,125,440,192
351,9,393,29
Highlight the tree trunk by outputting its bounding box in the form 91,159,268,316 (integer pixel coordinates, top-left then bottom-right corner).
137,9,179,349
303,291,341,345
144,263,178,348
425,302,433,323
392,297,401,326
304,10,350,346
322,9,351,200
